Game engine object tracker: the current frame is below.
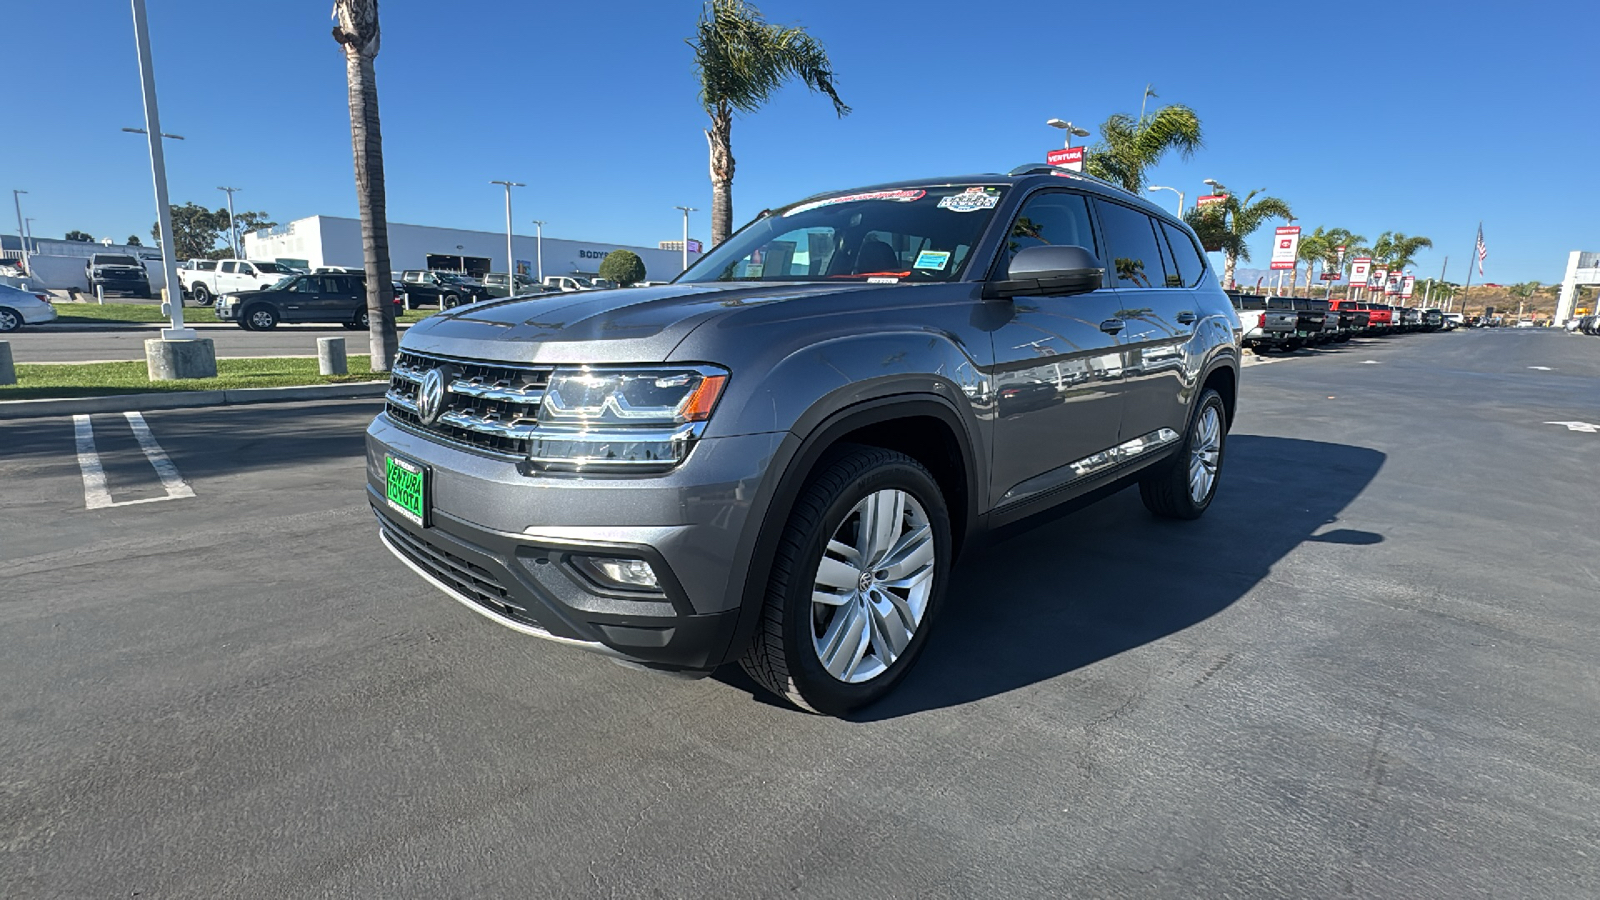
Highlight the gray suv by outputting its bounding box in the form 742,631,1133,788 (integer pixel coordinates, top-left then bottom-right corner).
367,166,1241,714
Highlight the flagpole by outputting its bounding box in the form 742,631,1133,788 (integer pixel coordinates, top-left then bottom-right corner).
1462,224,1478,316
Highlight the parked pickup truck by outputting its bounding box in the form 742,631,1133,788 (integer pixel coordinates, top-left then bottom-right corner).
85,253,152,298
1329,299,1371,336
1229,293,1298,351
180,259,295,306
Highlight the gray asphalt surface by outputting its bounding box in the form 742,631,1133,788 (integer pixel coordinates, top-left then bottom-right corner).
7,323,380,363
2,328,1598,898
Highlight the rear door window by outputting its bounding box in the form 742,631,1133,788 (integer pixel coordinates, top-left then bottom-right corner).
1159,221,1206,288
1092,200,1167,289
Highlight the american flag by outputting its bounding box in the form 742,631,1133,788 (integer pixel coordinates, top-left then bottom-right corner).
1475,224,1487,275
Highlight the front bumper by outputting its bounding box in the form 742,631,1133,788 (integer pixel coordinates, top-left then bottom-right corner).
366,412,789,670
215,302,237,320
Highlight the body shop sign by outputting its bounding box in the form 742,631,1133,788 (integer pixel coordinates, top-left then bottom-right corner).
1046,146,1085,171
1269,226,1301,271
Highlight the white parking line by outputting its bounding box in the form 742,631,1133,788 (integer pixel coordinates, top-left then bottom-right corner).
72,412,196,510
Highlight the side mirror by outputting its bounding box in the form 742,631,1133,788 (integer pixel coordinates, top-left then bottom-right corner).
985,245,1104,300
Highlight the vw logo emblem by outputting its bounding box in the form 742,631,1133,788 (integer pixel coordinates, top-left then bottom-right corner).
857,571,875,593
416,367,447,426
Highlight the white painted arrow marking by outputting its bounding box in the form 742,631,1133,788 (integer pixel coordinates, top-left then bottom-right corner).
1545,421,1600,433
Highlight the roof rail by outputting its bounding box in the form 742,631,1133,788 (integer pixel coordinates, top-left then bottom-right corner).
1006,163,1138,198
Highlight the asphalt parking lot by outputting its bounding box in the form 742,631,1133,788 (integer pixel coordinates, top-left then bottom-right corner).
2,329,1597,897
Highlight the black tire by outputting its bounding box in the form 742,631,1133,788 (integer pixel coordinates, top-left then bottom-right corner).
442,293,459,309
1139,388,1228,520
244,305,278,330
0,307,20,333
354,307,370,329
739,445,952,715
190,283,211,306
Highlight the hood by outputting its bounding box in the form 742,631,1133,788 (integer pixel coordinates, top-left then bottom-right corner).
400,281,879,365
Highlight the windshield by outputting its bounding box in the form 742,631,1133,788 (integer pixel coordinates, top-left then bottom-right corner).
97,255,139,266
254,262,287,274
269,276,298,290
678,185,1005,285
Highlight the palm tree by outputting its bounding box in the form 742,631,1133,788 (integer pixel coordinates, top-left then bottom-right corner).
1297,226,1363,292
1084,96,1203,193
688,0,849,247
332,0,398,372
1295,227,1330,292
1371,231,1434,273
1184,183,1293,290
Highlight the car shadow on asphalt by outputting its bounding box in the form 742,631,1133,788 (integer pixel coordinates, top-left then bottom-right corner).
718,435,1387,719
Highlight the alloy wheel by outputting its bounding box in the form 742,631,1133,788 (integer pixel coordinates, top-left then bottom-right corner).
1189,405,1222,504
810,489,936,683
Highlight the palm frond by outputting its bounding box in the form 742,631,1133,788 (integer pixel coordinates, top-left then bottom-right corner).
688,0,849,117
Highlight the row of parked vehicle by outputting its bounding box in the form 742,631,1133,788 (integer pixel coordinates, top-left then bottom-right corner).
1568,314,1600,337
1228,293,1458,352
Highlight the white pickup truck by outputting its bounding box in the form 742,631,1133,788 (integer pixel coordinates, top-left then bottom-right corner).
180,259,296,306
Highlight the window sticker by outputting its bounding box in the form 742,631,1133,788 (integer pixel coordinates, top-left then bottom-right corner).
867,276,900,284
914,250,952,270
784,189,927,217
937,187,1001,213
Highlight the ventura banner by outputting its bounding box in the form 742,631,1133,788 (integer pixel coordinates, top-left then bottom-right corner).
1350,257,1372,287
1401,275,1416,299
1269,226,1301,271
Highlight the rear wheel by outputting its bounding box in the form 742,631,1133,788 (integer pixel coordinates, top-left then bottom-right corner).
1140,388,1227,520
739,446,951,715
245,306,279,330
352,307,370,329
190,283,211,306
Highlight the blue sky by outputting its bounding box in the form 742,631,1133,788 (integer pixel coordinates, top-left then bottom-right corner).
7,0,1595,284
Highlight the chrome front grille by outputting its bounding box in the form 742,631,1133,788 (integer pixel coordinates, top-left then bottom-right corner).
386,350,553,457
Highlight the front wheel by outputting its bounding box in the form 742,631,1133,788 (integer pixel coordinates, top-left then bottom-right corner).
0,307,20,333
245,306,279,330
739,446,951,715
441,293,459,309
1140,388,1227,520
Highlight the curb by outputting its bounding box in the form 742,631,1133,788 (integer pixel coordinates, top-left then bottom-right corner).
0,381,390,420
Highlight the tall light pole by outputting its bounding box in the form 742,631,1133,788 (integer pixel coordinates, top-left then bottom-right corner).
12,190,28,276
1147,186,1184,216
217,186,241,258
23,217,35,255
1046,118,1090,149
674,205,697,272
490,180,523,285
129,0,192,339
531,220,545,282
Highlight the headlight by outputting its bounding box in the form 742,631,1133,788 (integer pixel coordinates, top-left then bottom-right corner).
528,365,729,472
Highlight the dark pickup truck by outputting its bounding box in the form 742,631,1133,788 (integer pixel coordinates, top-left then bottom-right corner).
1229,293,1298,351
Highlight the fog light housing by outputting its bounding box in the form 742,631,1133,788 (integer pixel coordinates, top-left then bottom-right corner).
573,556,660,590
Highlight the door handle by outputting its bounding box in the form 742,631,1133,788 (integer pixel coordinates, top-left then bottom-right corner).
1099,318,1125,335
1176,311,1197,325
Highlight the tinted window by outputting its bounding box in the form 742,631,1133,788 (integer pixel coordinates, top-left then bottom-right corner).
1093,200,1166,289
1160,221,1206,288
220,262,237,273
96,255,138,265
998,191,1097,276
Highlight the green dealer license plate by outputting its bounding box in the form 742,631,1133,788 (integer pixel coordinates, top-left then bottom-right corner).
385,455,427,526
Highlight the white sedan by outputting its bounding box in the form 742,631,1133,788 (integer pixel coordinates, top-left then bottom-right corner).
0,283,59,332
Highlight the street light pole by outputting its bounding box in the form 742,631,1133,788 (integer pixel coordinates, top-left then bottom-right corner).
1148,186,1184,216
129,0,191,339
217,186,241,258
491,180,523,286
12,190,28,277
531,220,545,282
674,206,697,272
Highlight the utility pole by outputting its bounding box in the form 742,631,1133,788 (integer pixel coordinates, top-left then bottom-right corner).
1438,255,1449,311
531,220,545,282
130,0,192,340
12,189,28,276
674,206,697,272
217,186,241,257
490,180,523,286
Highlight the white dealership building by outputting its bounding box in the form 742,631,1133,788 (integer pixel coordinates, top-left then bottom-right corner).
243,215,700,283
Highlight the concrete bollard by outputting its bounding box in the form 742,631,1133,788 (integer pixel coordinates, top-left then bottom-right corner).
96,284,105,305
0,341,15,386
145,338,218,381
317,336,348,375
